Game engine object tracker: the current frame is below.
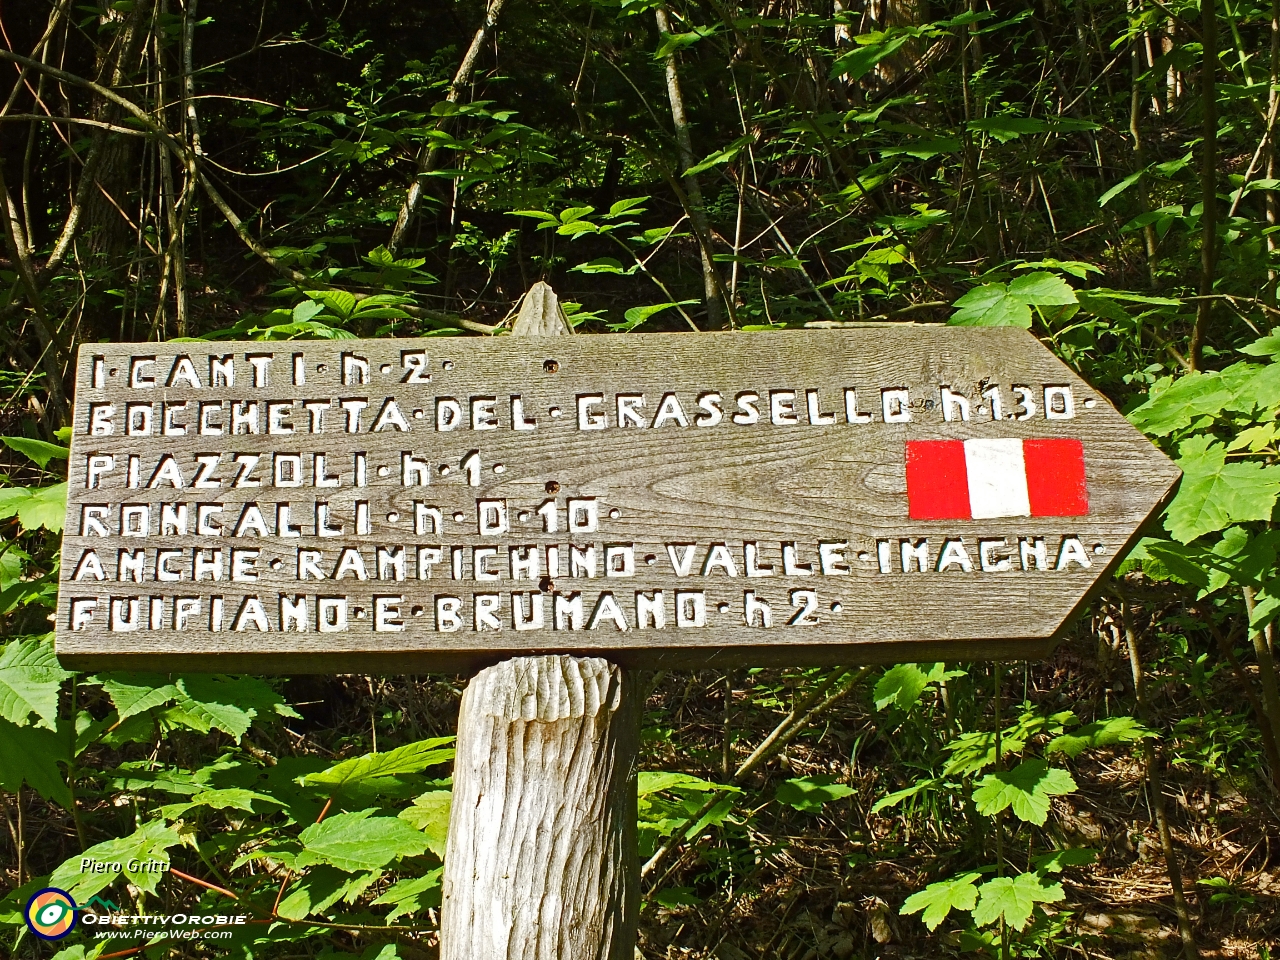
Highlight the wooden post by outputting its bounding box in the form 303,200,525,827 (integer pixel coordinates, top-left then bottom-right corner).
439,284,641,960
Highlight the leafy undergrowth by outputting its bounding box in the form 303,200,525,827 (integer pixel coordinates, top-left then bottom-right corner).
636,626,1280,960
2,613,1276,959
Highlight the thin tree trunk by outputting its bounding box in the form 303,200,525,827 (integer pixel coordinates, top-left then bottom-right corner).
654,4,728,329
1128,0,1158,285
1268,0,1279,302
1190,0,1218,369
387,0,510,256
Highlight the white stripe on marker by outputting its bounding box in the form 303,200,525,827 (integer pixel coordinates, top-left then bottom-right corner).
963,438,1031,519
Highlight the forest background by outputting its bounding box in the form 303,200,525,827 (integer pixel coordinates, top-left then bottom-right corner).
1,0,1278,957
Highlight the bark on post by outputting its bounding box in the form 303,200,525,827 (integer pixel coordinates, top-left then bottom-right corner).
438,285,641,960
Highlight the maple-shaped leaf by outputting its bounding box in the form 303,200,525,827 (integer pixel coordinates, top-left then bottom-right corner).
49,820,182,900
972,759,1076,825
0,716,72,807
0,482,69,533
901,872,981,930
949,272,1076,327
276,864,365,921
972,872,1065,930
297,809,429,872
1128,371,1236,436
398,790,452,858
1165,436,1280,543
98,673,179,721
0,636,70,730
873,662,962,711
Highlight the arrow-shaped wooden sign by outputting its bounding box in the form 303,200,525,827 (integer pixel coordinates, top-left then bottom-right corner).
55,327,1179,672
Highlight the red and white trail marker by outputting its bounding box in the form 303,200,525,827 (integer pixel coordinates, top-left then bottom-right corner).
906,438,1089,520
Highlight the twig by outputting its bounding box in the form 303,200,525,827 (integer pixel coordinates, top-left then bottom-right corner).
169,867,239,900
641,666,870,883
1118,586,1200,960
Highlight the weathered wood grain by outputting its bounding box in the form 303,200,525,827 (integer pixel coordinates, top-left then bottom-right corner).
440,655,638,960
54,327,1180,671
441,291,639,960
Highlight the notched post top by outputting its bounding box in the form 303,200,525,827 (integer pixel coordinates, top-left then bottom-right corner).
511,281,573,337
469,655,621,721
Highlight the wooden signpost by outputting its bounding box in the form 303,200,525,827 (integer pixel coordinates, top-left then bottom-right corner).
54,318,1179,959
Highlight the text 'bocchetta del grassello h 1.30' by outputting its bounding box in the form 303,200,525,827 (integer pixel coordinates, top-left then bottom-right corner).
54,328,1180,673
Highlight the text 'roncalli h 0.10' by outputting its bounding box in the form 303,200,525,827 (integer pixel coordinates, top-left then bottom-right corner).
54,328,1180,673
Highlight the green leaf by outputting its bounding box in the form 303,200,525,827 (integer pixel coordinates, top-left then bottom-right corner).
301,737,455,791
873,662,959,711
306,289,356,320
973,759,1077,825
49,820,182,900
949,284,1031,327
276,864,365,921
1249,577,1280,630
14,481,67,535
186,787,283,812
292,299,325,323
1240,327,1280,358
0,488,31,522
1033,848,1097,873
871,778,939,814
398,790,452,858
651,886,701,907
509,209,559,223
298,809,430,872
1130,377,1234,438
1098,170,1143,207
99,673,179,720
968,116,1049,142
654,24,719,59
949,272,1077,328
637,771,737,796
0,541,29,591
1165,436,1280,543
0,635,70,730
1076,292,1132,323
1127,362,1280,437
372,868,443,923
1008,271,1077,305
0,716,72,807
569,257,629,275
49,946,107,960
830,35,911,80
163,675,298,739
901,872,981,931
775,775,856,812
684,137,752,176
1140,540,1214,588
1046,717,1154,758
621,301,697,331
972,873,1065,930
0,436,69,468
558,205,596,224
607,196,650,217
